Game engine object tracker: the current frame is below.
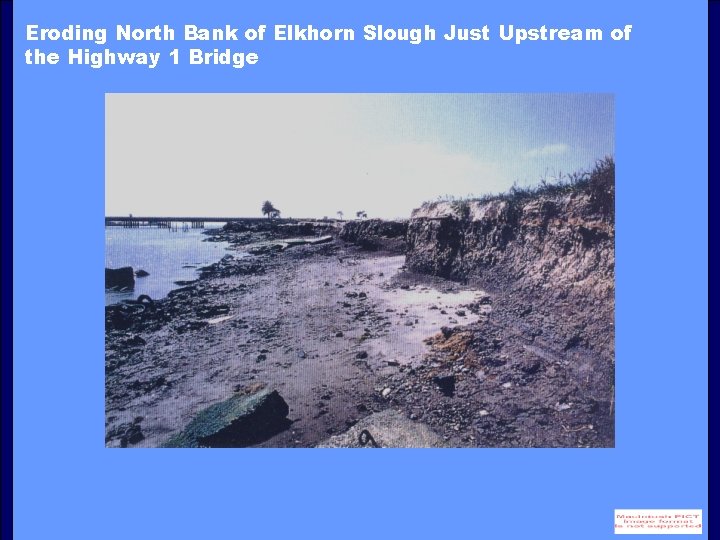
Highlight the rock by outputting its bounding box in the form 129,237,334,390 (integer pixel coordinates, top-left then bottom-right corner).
106,306,133,331
106,417,144,447
105,267,135,289
317,409,447,448
519,357,541,374
135,269,150,277
163,389,291,448
433,375,456,397
125,334,146,347
124,425,145,446
440,326,455,338
356,351,368,359
128,376,167,394
335,331,344,337
564,334,584,350
381,388,392,398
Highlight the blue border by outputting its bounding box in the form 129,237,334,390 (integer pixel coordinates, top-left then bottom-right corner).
2,2,13,539
708,0,716,504
11,3,708,539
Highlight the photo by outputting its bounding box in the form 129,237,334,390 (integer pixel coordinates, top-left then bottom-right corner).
105,93,615,448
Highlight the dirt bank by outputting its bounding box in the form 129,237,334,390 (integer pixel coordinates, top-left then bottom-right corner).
394,161,615,446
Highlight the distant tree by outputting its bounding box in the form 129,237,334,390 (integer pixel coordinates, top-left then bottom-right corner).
261,200,277,218
356,210,367,219
269,209,281,219
337,211,344,221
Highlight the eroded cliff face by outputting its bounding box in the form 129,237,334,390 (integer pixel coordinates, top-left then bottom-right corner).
408,194,613,296
406,192,614,360
339,219,408,252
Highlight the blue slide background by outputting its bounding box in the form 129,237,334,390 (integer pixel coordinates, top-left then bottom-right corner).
13,2,707,539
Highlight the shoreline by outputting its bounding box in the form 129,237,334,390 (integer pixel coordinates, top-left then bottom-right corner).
104,224,233,306
105,218,613,448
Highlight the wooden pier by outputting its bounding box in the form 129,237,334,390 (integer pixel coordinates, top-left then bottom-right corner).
105,216,244,229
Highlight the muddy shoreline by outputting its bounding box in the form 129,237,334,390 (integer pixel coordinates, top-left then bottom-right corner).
106,219,613,448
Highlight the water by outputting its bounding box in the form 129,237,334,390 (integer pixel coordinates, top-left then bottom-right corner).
105,225,230,305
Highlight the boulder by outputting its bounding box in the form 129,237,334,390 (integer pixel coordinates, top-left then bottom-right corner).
135,269,150,277
317,409,447,448
163,389,290,448
106,267,135,289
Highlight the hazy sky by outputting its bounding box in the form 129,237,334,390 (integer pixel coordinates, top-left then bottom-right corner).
106,93,614,219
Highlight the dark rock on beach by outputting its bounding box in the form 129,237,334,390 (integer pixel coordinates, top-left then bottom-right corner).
162,389,291,448
105,267,135,289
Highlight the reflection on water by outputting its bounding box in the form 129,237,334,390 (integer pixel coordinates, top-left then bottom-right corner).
105,225,230,305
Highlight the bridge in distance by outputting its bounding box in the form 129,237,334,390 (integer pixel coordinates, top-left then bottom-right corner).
105,216,304,228
107,216,264,228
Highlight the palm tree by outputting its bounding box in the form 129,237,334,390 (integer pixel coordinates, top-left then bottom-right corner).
337,211,344,221
261,200,277,218
356,210,367,219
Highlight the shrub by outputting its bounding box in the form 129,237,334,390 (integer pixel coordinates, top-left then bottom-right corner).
430,156,615,221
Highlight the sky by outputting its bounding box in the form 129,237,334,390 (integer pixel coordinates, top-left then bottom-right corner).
106,93,614,219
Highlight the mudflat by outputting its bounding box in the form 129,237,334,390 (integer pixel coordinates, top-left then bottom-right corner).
105,219,613,448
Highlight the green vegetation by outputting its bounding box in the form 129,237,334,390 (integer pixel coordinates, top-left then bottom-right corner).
434,156,615,220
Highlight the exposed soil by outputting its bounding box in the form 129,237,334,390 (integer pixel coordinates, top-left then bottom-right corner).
105,220,613,448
